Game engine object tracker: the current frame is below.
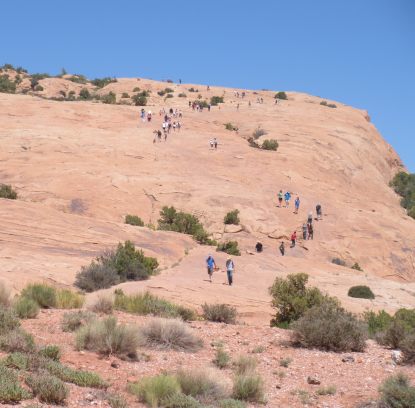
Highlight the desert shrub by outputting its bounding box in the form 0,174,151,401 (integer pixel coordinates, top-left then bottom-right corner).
163,393,202,407
13,297,40,319
363,310,393,337
210,96,224,106
101,91,116,104
158,206,214,245
390,171,415,219
75,240,158,292
34,85,44,91
225,122,237,131
132,93,147,106
79,88,91,100
261,139,278,151
67,90,76,100
274,91,287,100
21,283,57,308
268,273,328,327
39,345,61,361
378,373,415,408
45,360,107,388
165,87,174,93
107,393,128,408
188,87,197,92
0,183,17,199
61,310,96,332
351,262,363,271
133,86,140,92
400,333,415,364
219,399,247,408
158,89,167,96
0,365,32,403
194,99,209,108
121,92,129,98
250,345,265,353
348,285,375,299
214,347,231,369
233,355,257,375
232,373,265,403
224,209,240,225
3,352,29,370
114,290,196,320
55,288,85,309
137,318,203,352
0,74,16,93
69,74,88,84
332,257,346,266
125,214,145,226
26,371,69,404
202,303,237,324
0,328,36,353
216,241,241,256
178,93,187,98
166,93,174,99
176,368,229,401
0,306,20,334
292,301,367,352
252,127,267,139
0,282,10,306
279,357,292,367
320,101,337,108
89,296,114,314
76,316,139,360
316,386,336,395
91,77,117,88
129,374,180,406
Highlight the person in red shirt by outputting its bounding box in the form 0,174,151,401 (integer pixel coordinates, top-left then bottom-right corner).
291,231,297,248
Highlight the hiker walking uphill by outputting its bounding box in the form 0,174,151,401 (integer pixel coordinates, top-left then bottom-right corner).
277,190,283,207
226,258,235,286
294,196,300,214
206,255,216,282
284,191,291,207
290,231,297,248
279,241,285,256
316,204,323,220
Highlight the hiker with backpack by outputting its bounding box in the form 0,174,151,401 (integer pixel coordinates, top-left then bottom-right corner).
316,204,322,220
290,231,297,248
284,191,291,207
206,255,216,283
226,258,235,286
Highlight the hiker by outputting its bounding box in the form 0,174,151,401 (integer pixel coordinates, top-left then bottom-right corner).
213,138,218,149
279,241,285,256
294,196,300,214
179,78,182,84
209,139,214,149
290,231,297,248
206,255,216,282
302,223,308,240
226,258,235,286
140,108,146,123
208,104,211,112
277,190,283,207
255,242,263,253
307,223,314,240
147,111,152,122
307,211,313,224
284,191,291,207
316,204,322,220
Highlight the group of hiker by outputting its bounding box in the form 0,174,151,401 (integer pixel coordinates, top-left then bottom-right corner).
206,255,235,286
277,190,300,212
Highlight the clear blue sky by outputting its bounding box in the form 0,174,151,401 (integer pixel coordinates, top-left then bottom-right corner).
2,0,414,171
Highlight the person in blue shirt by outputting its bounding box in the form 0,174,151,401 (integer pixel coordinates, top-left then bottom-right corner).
294,196,300,214
284,191,291,207
206,255,216,282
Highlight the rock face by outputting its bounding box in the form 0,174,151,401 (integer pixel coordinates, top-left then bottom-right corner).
0,76,414,323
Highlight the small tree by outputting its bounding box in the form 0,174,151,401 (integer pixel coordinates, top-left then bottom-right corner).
0,184,17,199
210,96,224,106
224,210,240,225
274,91,287,100
79,88,91,100
132,93,147,106
101,92,116,104
261,140,278,151
348,285,375,299
216,241,241,256
125,215,144,227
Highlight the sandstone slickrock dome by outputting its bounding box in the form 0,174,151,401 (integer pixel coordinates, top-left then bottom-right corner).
1,72,414,324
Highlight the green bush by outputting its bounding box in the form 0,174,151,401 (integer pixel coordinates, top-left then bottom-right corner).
316,386,336,395
0,328,36,353
178,93,187,98
129,374,180,407
0,74,16,93
91,77,117,88
132,93,148,106
194,99,209,108
158,206,215,245
279,357,292,368
401,333,415,364
216,241,241,256
210,96,224,106
107,393,128,408
332,257,346,266
0,282,10,306
39,345,61,361
69,74,88,84
219,399,247,408
292,301,367,352
363,310,393,337
166,93,174,99
163,393,202,407
26,371,69,404
125,214,145,226
55,288,85,309
233,355,257,375
232,374,265,403
261,139,278,151
213,347,231,369
133,87,140,92
252,127,267,139
75,240,158,292
121,92,129,98
34,85,44,91
21,283,57,308
2,352,28,370
79,88,92,100
274,91,287,100
224,210,240,225
188,87,197,92
379,373,415,408
0,306,20,334
61,310,96,332
268,273,328,327
89,296,113,315
176,368,229,401
76,316,139,360
225,122,237,131
137,318,203,352
114,290,196,320
0,184,17,199
390,171,415,219
101,91,116,104
0,365,32,403
202,303,237,324
320,101,337,108
158,89,167,96
348,285,375,299
351,262,363,271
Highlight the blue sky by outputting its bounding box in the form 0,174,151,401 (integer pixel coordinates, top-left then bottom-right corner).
1,0,414,170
